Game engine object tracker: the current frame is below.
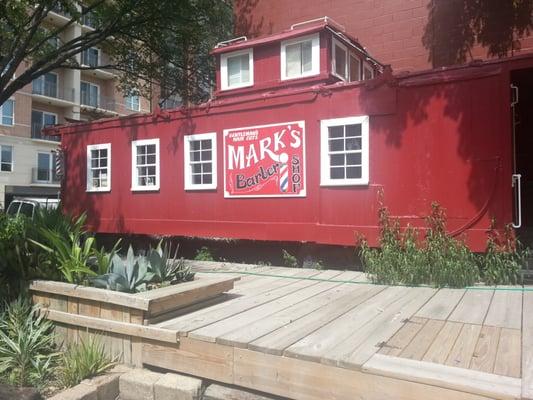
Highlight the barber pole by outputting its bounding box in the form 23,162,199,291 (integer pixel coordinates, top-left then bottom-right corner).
279,153,289,192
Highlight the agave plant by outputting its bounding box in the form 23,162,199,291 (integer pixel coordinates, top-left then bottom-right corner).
89,239,122,275
90,245,154,293
148,241,195,284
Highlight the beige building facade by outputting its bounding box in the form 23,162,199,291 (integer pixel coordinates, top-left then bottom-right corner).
0,9,152,209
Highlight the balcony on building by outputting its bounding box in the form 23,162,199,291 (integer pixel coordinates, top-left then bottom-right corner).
80,48,115,80
45,5,72,26
31,73,76,107
80,87,124,117
31,110,60,142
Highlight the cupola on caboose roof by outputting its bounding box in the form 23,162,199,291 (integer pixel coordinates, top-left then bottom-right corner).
211,17,383,97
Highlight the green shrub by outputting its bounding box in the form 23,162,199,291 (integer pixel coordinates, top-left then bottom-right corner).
0,297,58,388
282,249,299,268
481,224,525,285
194,246,215,261
57,337,116,388
360,200,479,287
30,213,97,284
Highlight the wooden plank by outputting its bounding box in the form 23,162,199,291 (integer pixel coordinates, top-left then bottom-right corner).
99,303,126,361
422,321,463,364
143,278,238,317
130,310,144,367
379,317,426,356
30,280,150,310
248,284,385,355
416,288,465,320
43,308,178,343
522,290,533,400
189,271,346,343
493,328,521,378
448,289,494,325
445,323,482,369
399,318,445,360
66,297,79,346
213,272,363,348
48,294,68,348
230,267,310,295
469,325,500,374
234,348,494,400
122,310,132,365
142,337,233,384
363,354,521,400
283,286,412,363
159,269,325,334
77,298,100,343
335,287,437,368
484,288,522,330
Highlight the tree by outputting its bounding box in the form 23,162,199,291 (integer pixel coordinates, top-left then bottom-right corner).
0,0,233,108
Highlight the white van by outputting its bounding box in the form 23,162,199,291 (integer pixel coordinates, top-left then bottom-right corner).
6,198,60,218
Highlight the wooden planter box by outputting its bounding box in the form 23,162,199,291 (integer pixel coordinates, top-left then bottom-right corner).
29,276,238,366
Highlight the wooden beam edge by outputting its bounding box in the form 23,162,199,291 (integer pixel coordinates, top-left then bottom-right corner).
363,354,521,400
30,280,150,311
43,308,178,343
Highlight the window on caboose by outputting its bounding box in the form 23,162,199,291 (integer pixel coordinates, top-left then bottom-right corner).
184,132,217,190
86,143,111,192
332,38,348,80
281,33,320,80
320,116,369,186
131,138,160,191
220,49,253,90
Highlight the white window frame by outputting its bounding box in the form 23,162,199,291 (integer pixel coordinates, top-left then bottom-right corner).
0,144,13,173
124,93,140,111
363,62,374,80
280,33,320,81
320,115,369,186
32,109,58,127
0,99,15,126
35,151,55,183
332,38,348,81
131,138,160,191
80,80,100,108
349,53,361,82
86,143,111,192
220,48,254,91
183,132,217,191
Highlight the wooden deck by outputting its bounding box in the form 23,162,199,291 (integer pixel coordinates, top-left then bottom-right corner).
139,261,533,400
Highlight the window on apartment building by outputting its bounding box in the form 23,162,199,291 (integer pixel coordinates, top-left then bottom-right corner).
80,81,99,107
81,7,96,28
184,132,216,190
0,99,14,126
1,61,15,80
32,73,58,98
87,143,111,191
0,145,13,172
320,116,369,186
131,139,160,191
125,94,140,111
221,49,253,90
36,152,57,182
82,48,99,68
281,33,320,80
31,110,57,139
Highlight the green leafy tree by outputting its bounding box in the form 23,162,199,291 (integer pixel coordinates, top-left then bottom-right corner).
0,0,233,107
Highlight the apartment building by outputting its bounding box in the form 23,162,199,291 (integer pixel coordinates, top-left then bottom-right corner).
0,7,152,210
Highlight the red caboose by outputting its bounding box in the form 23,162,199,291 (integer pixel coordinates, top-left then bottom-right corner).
53,18,533,252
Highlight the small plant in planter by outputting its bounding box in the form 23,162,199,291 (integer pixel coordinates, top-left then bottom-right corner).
90,241,195,293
